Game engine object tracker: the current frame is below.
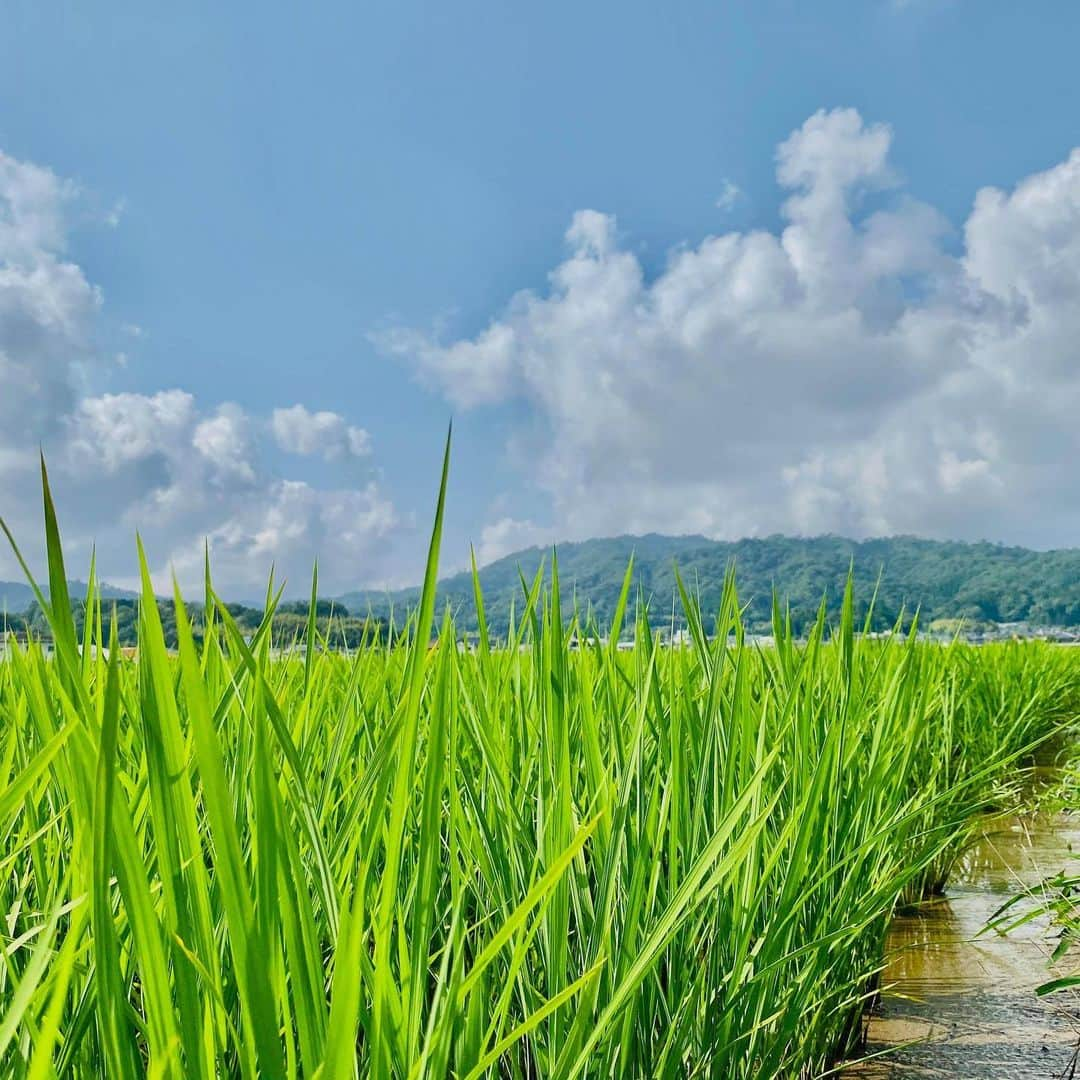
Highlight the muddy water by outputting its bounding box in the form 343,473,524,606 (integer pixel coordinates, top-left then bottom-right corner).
843,813,1080,1078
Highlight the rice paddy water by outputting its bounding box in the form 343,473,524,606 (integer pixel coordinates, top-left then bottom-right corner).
2,449,1079,1077
842,809,1080,1077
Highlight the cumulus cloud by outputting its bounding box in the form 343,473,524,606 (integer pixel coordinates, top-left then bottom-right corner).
271,404,372,461
0,153,98,448
387,107,1080,556
193,405,257,483
0,150,399,594
66,390,198,472
165,480,399,594
475,516,558,566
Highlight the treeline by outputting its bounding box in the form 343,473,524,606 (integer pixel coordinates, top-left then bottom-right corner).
2,597,388,650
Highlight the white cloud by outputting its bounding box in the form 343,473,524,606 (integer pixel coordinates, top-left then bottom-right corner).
387,107,1080,553
0,151,77,259
0,150,400,594
66,390,198,471
476,516,557,566
193,406,257,483
166,479,399,592
377,321,517,409
716,179,741,212
0,154,99,449
271,404,372,461
104,198,125,228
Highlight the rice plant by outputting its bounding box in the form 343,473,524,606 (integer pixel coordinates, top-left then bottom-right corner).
0,448,1075,1078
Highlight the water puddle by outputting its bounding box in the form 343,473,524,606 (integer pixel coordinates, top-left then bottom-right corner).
843,812,1080,1078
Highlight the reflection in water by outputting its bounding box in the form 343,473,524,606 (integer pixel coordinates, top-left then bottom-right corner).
842,813,1080,1078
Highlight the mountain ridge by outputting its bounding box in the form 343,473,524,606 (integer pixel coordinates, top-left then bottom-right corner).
0,579,138,614
337,533,1080,635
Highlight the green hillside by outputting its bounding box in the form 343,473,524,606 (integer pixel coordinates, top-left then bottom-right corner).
339,534,1080,636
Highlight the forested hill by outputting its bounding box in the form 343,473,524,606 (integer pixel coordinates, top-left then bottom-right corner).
339,534,1080,636
7,534,1080,643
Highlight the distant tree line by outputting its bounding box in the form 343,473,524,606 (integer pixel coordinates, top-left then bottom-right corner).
1,598,389,650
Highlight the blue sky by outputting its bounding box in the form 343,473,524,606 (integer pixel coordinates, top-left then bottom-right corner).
2,1,1080,593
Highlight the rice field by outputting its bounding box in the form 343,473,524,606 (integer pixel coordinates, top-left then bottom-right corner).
1,454,1078,1078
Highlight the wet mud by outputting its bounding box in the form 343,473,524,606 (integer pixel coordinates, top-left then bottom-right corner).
843,813,1080,1078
